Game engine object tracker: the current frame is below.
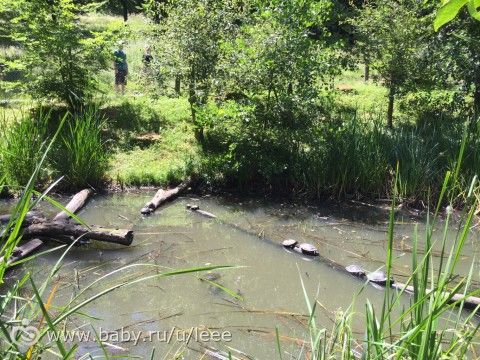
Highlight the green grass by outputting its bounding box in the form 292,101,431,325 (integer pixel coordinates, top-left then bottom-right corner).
0,109,51,187
51,107,110,189
334,67,390,117
107,97,199,187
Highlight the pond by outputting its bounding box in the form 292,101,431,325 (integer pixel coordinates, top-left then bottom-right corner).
3,193,480,359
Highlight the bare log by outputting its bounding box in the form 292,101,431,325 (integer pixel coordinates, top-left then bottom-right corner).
0,238,44,266
141,180,191,215
53,189,93,221
192,208,217,219
392,282,480,310
24,221,133,246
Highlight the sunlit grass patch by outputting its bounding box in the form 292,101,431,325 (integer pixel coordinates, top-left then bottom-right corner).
108,119,199,187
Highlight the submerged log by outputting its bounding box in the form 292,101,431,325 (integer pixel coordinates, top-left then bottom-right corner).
0,238,44,266
188,205,480,312
141,180,191,215
392,282,480,310
24,221,133,246
53,189,93,221
0,212,38,225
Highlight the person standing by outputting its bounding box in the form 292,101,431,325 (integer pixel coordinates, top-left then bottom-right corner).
114,41,128,95
142,44,153,66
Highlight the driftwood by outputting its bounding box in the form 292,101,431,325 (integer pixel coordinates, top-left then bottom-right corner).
188,205,480,312
191,208,217,219
53,189,93,221
24,221,133,246
141,180,191,215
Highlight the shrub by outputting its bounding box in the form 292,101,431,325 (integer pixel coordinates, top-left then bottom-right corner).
399,89,466,127
198,99,478,203
51,108,109,189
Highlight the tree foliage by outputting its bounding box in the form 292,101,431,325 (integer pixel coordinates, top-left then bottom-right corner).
1,0,118,109
354,0,435,127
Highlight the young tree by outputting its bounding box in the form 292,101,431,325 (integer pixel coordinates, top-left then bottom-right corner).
150,0,242,142
220,0,340,115
1,0,117,110
355,0,433,128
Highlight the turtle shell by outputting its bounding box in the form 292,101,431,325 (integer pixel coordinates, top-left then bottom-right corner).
345,264,366,277
282,239,298,249
367,271,393,285
299,243,319,256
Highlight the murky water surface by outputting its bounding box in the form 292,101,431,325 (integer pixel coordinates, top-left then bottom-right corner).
2,193,479,359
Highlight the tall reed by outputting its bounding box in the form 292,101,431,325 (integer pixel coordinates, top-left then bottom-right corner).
284,137,480,359
51,107,109,189
0,110,50,188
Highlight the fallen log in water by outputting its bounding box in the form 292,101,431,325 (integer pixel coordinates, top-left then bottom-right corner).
391,282,480,310
0,212,38,225
188,204,480,312
24,221,134,246
141,180,191,215
188,205,350,275
53,188,93,221
2,188,133,269
0,238,44,266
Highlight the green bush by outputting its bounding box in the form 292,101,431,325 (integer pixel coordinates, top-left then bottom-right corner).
198,100,478,202
0,110,50,187
51,108,109,189
399,90,465,126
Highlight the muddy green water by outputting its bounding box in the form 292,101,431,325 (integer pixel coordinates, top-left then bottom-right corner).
3,193,480,359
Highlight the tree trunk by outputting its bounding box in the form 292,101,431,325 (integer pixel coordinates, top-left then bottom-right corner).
364,63,370,82
175,75,181,95
473,82,480,127
122,0,128,22
141,180,191,215
387,86,395,129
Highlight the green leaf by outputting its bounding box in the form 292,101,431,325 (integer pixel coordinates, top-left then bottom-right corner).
434,0,469,31
467,0,480,20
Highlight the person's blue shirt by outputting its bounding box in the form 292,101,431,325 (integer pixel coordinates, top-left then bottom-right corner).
114,49,128,71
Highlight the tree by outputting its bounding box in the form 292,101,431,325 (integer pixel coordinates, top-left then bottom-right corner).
355,0,433,128
151,0,242,142
1,0,117,110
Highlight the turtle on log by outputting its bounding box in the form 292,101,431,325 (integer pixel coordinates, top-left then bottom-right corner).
345,264,366,277
366,271,393,286
282,239,298,249
298,243,319,256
